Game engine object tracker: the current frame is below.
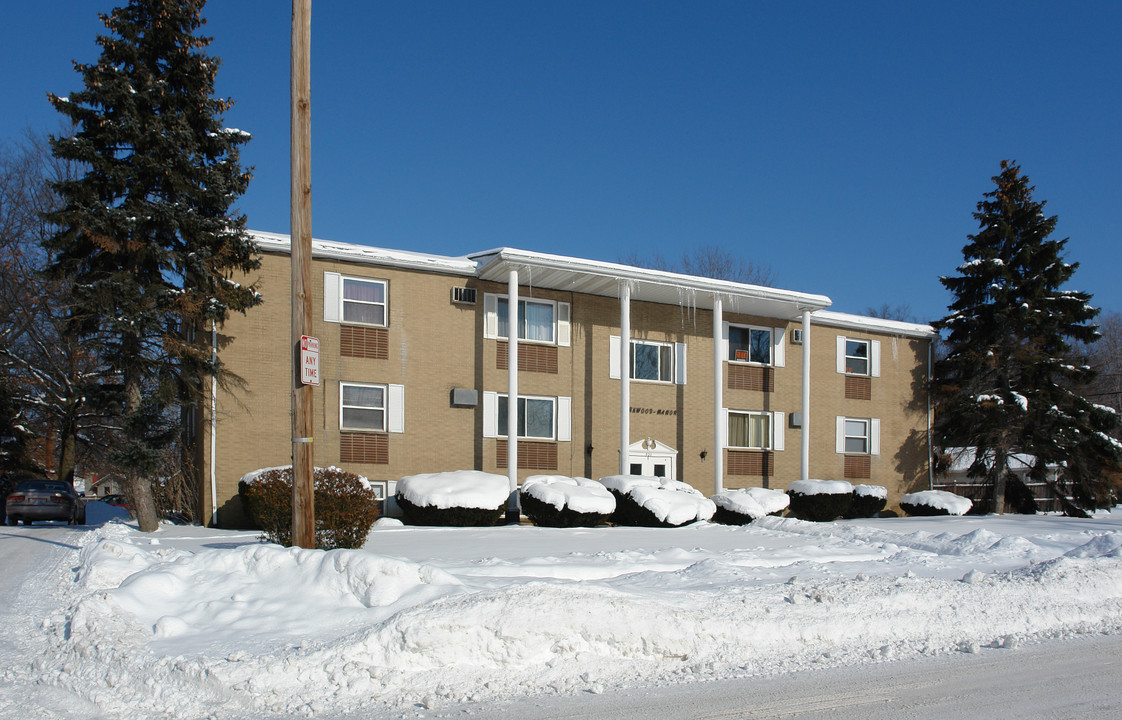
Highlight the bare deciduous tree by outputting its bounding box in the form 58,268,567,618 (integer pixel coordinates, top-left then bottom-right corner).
620,244,777,286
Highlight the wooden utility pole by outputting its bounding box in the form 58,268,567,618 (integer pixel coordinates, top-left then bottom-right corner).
290,0,315,548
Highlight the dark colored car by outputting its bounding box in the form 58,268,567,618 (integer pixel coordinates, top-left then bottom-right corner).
5,480,86,525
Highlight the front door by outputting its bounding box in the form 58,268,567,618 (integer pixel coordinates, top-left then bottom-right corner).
627,438,677,480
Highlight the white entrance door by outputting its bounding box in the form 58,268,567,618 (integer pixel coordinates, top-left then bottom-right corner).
627,438,677,480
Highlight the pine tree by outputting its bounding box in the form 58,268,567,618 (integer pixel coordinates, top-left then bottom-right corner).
932,161,1120,515
43,0,261,530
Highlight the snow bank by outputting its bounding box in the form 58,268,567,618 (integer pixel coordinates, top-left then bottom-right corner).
712,487,790,519
522,475,615,514
14,508,1122,718
787,479,854,495
396,470,509,509
901,490,974,516
853,484,888,499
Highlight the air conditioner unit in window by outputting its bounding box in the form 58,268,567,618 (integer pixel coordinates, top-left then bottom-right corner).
791,329,803,344
451,287,477,304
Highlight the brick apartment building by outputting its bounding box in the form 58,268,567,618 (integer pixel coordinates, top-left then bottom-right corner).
195,231,936,526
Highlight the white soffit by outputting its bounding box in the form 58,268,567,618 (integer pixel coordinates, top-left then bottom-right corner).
471,248,831,321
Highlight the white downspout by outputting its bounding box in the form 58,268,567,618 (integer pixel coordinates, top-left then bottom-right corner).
928,339,934,490
210,322,218,527
507,269,520,520
713,296,723,494
620,284,631,474
800,309,811,482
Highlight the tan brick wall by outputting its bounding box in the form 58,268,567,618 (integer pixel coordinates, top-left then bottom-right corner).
203,250,931,525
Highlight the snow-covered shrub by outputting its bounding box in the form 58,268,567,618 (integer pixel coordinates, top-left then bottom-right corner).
786,479,854,522
238,466,380,549
900,489,973,517
519,475,615,527
845,484,888,519
711,487,790,525
395,471,509,526
599,475,715,527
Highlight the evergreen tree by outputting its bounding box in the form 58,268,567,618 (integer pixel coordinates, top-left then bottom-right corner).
932,161,1119,515
43,0,261,530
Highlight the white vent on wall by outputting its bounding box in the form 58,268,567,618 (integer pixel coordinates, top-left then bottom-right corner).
451,287,477,304
791,329,803,344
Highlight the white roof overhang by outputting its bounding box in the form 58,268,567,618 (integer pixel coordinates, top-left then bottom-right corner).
471,248,831,321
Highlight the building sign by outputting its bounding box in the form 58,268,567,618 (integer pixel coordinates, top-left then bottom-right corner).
630,407,678,416
300,335,320,386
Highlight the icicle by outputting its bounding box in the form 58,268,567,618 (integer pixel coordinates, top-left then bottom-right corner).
892,336,899,362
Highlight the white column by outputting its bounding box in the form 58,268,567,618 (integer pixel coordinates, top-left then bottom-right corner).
713,296,724,495
800,309,811,482
619,284,631,475
507,269,519,517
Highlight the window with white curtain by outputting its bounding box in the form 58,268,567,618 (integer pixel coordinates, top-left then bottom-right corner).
341,277,387,326
497,298,555,343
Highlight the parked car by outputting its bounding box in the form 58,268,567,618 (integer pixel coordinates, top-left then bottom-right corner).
5,479,86,525
99,494,129,509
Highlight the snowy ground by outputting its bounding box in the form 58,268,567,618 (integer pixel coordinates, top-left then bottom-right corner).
3,504,1122,719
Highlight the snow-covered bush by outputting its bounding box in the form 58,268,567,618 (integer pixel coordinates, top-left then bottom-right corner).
600,476,715,527
845,484,888,519
238,466,380,549
786,479,854,522
711,487,790,525
395,471,509,526
519,475,615,527
900,489,973,517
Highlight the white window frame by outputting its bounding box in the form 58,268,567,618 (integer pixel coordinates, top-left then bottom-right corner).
323,273,389,327
836,336,881,377
726,410,771,450
630,339,675,383
483,294,571,346
339,382,404,433
836,416,881,455
723,409,786,451
496,393,557,440
339,382,386,432
609,336,687,384
722,322,786,367
726,324,772,365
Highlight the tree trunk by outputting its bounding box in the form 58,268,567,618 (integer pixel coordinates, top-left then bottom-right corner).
992,448,1007,515
56,414,76,488
125,371,160,533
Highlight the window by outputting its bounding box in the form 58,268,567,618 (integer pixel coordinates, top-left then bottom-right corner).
843,418,868,454
342,277,387,326
631,340,673,382
844,339,869,375
728,411,770,450
340,383,385,431
728,326,772,364
485,294,571,346
497,395,555,439
497,298,555,343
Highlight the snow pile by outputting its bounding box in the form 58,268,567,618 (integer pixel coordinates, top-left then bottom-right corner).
396,470,509,509
787,479,854,495
238,464,374,490
712,487,790,519
10,510,1122,718
522,475,615,514
854,484,888,499
901,490,974,516
601,475,715,525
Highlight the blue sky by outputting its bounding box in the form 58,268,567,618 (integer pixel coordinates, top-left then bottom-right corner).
4,1,1120,322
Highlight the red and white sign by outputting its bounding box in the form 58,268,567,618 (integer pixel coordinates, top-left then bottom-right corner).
300,335,320,386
